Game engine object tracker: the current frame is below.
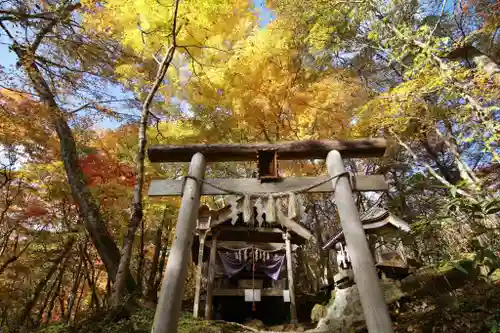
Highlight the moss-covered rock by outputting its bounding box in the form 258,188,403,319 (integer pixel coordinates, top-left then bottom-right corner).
327,290,337,307
310,304,327,323
381,280,406,304
311,288,337,323
178,316,227,333
316,280,406,332
401,255,479,296
242,319,264,329
490,269,500,284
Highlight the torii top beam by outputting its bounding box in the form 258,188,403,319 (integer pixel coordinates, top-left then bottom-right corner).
148,138,387,163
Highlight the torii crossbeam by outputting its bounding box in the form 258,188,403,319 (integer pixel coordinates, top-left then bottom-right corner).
148,139,394,333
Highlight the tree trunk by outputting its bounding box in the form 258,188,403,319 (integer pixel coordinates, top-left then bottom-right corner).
147,227,162,301
58,295,66,321
311,203,330,288
0,306,8,327
421,138,461,185
81,246,100,304
17,237,75,326
66,247,84,323
137,218,145,296
147,206,169,301
36,265,62,326
72,282,85,324
46,269,65,323
82,257,101,311
0,229,13,257
11,5,136,293
112,34,177,305
91,272,102,311
105,276,111,307
154,246,169,298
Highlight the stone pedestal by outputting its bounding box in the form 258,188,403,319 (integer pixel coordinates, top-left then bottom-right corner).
334,269,355,289
316,280,406,332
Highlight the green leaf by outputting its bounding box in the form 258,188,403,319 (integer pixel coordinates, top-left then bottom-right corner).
484,200,500,214
452,262,469,275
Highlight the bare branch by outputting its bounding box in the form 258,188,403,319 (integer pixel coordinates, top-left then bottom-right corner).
429,0,448,40
0,9,57,22
434,127,482,186
0,20,17,43
390,130,477,201
30,2,81,54
68,99,137,114
0,223,50,275
178,44,232,53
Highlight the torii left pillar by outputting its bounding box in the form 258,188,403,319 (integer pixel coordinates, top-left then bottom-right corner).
151,153,206,333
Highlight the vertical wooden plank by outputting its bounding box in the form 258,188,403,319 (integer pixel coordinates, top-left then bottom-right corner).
151,153,206,333
193,233,206,318
284,231,298,324
326,150,394,333
205,233,218,320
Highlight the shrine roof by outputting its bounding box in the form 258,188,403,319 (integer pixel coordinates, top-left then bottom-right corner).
322,207,410,250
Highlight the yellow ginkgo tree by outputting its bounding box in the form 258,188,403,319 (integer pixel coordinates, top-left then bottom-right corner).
181,19,369,144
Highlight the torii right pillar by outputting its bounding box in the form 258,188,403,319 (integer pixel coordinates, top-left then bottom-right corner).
327,150,394,333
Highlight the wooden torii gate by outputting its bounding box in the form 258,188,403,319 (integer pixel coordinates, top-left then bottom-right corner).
148,139,394,333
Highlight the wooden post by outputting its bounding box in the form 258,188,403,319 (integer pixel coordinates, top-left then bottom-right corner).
326,150,394,333
193,233,206,318
205,233,218,319
284,231,298,324
151,153,206,333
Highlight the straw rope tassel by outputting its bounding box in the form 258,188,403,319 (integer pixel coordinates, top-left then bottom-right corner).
287,192,298,220
266,195,276,223
242,195,252,223
255,198,265,227
228,195,239,225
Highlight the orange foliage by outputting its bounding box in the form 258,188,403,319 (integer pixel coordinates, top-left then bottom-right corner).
463,0,500,25
24,204,49,218
0,89,59,161
79,151,135,187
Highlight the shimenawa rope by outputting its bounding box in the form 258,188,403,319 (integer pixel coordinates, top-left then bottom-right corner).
180,171,349,198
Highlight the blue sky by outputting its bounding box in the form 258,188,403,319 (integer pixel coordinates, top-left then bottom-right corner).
0,32,16,67
254,0,275,27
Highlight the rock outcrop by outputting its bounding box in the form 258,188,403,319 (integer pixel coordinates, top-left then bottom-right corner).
315,280,405,332
313,253,500,332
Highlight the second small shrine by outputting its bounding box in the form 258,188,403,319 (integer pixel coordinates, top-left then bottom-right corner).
323,207,411,288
